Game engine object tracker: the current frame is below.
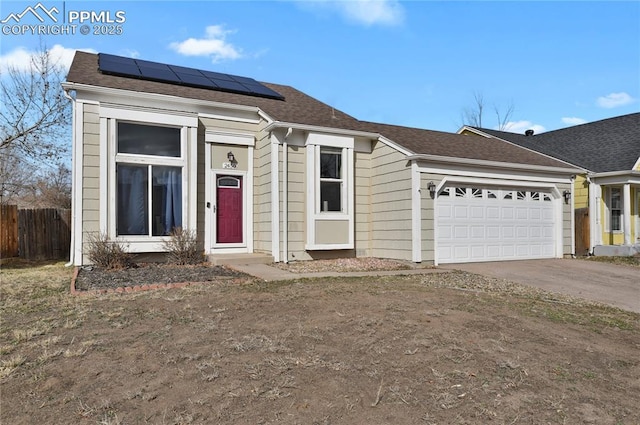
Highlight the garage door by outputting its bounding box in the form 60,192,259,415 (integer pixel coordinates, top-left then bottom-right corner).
437,186,556,264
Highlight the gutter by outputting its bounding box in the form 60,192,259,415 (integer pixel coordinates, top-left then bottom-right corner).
63,87,76,267
264,121,380,139
407,153,583,175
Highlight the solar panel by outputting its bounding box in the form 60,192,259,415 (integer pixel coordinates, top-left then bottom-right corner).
98,53,284,100
138,66,181,84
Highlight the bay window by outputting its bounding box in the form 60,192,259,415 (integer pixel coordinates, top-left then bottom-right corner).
115,122,184,237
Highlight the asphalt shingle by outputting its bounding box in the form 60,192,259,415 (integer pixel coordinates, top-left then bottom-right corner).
66,52,574,170
471,113,640,172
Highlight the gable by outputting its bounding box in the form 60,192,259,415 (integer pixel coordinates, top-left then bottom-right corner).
466,113,640,173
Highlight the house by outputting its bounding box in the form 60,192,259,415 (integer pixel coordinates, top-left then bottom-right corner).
63,51,580,266
459,113,640,256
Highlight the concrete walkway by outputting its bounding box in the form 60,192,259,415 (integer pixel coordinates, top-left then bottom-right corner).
442,259,640,313
230,263,450,282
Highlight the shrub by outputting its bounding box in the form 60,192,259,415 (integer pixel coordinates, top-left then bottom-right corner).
163,227,203,265
85,232,136,269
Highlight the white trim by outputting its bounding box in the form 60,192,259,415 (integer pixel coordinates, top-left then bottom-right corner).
199,111,261,125
187,127,198,233
211,169,248,250
377,135,414,157
99,118,109,235
570,176,575,256
305,143,355,250
434,175,563,197
65,82,265,116
307,133,354,149
204,141,212,253
411,162,422,263
283,141,288,263
264,121,379,139
100,105,197,127
623,183,632,245
247,146,254,254
271,136,280,262
417,164,572,185
205,129,255,146
411,154,580,175
72,101,84,264
554,195,563,259
636,191,640,242
588,182,599,253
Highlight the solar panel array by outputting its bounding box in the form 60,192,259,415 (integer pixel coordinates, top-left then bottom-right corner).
98,53,284,101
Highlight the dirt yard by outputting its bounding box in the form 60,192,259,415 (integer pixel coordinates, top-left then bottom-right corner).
1,261,639,425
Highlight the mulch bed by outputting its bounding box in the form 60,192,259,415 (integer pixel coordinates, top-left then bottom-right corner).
73,263,250,292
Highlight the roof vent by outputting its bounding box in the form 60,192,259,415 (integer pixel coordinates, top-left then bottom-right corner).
524,129,534,136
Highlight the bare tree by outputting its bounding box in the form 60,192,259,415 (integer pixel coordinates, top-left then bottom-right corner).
460,91,514,131
0,44,70,161
0,44,71,207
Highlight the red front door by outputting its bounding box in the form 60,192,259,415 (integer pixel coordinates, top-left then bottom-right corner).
216,176,243,244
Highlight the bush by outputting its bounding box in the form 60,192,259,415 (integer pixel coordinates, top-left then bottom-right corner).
85,232,136,269
163,227,203,265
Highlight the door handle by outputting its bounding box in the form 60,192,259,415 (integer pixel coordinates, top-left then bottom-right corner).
213,205,216,213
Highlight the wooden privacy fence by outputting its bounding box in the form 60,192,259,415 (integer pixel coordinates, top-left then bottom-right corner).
0,206,71,260
1,205,19,258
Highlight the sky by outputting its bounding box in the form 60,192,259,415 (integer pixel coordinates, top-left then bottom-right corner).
1,0,639,134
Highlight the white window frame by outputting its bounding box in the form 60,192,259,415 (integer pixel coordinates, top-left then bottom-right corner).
608,187,623,233
106,116,191,251
318,147,345,213
305,134,354,250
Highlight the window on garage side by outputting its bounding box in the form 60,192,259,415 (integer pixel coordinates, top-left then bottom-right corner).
319,148,343,212
116,122,184,237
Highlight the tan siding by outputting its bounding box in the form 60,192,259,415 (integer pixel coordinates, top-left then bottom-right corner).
196,122,206,250
559,182,573,255
252,129,272,254
370,141,412,260
81,104,100,263
355,151,371,257
420,173,444,264
284,145,306,261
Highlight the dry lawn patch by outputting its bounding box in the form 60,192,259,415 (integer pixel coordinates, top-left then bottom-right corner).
1,263,638,424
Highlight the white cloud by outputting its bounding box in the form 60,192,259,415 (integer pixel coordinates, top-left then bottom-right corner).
169,25,242,62
596,92,635,108
298,0,404,26
119,49,140,59
501,120,546,135
0,44,96,74
561,117,587,126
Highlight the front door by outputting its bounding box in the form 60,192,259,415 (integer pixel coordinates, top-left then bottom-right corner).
216,176,243,244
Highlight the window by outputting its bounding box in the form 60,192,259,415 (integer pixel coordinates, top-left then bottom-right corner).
610,188,622,232
455,187,467,198
319,148,343,212
116,122,183,237
487,190,497,199
471,188,482,198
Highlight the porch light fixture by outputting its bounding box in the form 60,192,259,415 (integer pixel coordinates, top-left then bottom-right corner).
227,151,236,163
427,181,437,196
563,190,571,204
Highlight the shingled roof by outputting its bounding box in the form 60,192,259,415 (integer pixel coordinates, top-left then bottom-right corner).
66,52,573,170
469,113,640,173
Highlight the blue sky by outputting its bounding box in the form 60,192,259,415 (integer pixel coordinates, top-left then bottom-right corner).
1,0,638,134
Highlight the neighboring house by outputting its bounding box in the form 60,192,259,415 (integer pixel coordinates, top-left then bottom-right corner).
459,113,640,256
63,52,579,266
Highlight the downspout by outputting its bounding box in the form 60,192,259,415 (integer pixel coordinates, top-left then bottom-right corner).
570,175,576,258
283,127,292,263
63,88,76,267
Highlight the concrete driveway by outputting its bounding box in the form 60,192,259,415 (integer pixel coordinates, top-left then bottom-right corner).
442,259,640,313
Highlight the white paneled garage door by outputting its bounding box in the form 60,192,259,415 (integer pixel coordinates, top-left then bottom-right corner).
437,186,556,264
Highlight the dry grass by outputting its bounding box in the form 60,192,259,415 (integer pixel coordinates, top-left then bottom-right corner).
1,262,639,425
